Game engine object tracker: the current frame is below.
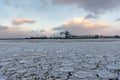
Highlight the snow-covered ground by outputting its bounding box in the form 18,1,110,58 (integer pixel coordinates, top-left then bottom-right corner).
0,39,120,80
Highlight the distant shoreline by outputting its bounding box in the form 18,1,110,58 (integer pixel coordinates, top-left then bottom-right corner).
0,35,120,40
0,38,120,40
0,38,25,40
0,38,120,42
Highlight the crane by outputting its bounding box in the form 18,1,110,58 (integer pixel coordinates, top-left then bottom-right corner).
60,31,70,38
60,31,79,39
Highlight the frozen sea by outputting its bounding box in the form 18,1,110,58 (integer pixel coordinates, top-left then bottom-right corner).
0,39,120,80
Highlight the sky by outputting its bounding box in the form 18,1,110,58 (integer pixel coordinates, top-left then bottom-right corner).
0,0,120,38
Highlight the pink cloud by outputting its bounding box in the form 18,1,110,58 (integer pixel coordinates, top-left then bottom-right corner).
53,18,110,35
12,18,36,25
0,25,35,38
0,25,8,30
0,24,53,38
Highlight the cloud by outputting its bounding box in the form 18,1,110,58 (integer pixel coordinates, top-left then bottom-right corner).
0,25,8,30
12,18,36,25
53,18,110,35
40,30,46,32
110,29,120,35
52,0,120,14
4,0,120,15
0,24,52,38
84,14,98,19
0,25,35,38
5,0,11,5
52,27,64,30
116,18,120,21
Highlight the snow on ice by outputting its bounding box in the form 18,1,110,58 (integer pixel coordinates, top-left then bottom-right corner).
0,39,120,80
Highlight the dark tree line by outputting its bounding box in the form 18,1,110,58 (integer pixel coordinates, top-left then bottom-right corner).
26,31,120,39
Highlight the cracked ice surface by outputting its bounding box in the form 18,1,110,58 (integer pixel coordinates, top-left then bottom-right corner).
0,39,120,80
